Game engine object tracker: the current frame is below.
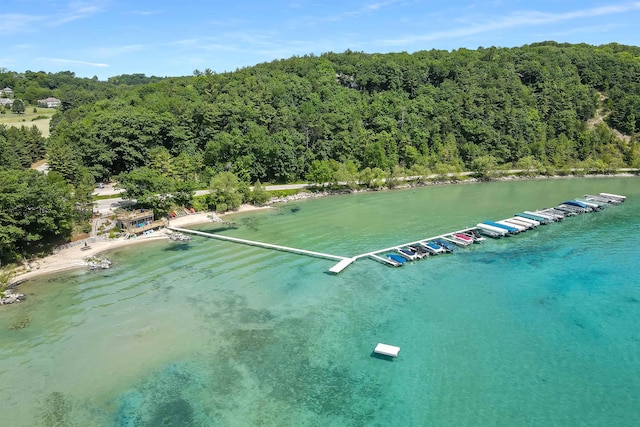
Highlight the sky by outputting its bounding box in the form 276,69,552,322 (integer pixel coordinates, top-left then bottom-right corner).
2,0,640,80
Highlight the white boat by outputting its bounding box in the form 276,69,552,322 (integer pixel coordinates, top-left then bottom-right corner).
599,192,626,202
476,223,508,238
508,216,539,228
496,220,527,232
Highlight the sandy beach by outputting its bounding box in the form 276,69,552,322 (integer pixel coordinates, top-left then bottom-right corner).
7,206,270,287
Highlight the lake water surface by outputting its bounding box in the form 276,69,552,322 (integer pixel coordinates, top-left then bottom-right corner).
1,177,639,426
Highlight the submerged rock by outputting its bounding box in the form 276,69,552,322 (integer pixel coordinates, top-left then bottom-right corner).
85,256,113,270
8,317,31,330
167,231,192,242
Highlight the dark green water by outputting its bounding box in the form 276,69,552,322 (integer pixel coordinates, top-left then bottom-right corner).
1,177,639,426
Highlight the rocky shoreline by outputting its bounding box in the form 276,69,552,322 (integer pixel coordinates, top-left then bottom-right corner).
1,289,25,305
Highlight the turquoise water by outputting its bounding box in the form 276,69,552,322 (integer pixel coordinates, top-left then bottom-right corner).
1,178,639,426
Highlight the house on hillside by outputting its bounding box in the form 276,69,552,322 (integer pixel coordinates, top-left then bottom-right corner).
0,98,13,108
37,97,61,108
1,87,14,97
115,209,164,235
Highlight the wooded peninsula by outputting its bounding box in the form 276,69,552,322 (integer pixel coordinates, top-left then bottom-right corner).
1,41,639,266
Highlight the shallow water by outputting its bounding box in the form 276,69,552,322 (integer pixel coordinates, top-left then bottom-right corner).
1,177,639,426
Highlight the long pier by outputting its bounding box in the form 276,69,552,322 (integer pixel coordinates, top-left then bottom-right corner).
170,191,625,275
169,225,477,274
168,226,349,264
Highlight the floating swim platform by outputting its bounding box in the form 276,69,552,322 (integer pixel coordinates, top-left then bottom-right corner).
374,343,400,357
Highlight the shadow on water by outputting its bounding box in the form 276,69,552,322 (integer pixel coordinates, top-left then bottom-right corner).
163,243,191,252
201,225,239,233
370,352,396,362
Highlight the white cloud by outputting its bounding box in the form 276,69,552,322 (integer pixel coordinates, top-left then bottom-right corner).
0,13,44,32
54,0,109,25
381,2,640,45
42,57,110,67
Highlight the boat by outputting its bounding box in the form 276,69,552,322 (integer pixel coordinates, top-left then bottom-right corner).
483,220,519,234
502,218,533,230
507,216,539,228
562,200,594,212
537,208,569,219
576,198,607,209
513,214,543,226
584,194,621,205
396,247,421,261
599,192,626,202
496,220,527,232
420,241,447,254
408,245,431,257
386,254,407,264
461,229,486,242
476,223,508,238
450,233,474,246
556,204,588,215
519,211,553,224
433,239,456,252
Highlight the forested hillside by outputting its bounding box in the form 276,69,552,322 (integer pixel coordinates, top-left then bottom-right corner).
1,42,639,264
44,42,640,187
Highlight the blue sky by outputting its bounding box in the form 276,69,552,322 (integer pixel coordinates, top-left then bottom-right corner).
2,0,640,80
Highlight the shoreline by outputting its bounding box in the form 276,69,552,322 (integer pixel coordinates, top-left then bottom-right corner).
5,172,636,288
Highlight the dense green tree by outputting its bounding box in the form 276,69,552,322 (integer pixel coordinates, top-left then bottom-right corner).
208,171,243,212
250,181,270,204
471,155,500,179
116,166,173,199
0,169,72,263
11,99,25,114
306,159,334,186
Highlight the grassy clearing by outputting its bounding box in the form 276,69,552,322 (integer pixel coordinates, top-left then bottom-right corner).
0,107,56,137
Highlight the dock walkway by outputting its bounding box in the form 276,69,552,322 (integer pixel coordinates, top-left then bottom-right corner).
168,226,347,261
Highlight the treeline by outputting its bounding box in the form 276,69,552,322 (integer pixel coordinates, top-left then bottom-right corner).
0,69,163,110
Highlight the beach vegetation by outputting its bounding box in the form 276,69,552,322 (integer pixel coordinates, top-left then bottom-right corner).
250,181,270,205
208,171,243,211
